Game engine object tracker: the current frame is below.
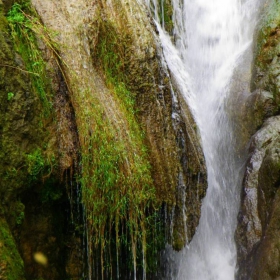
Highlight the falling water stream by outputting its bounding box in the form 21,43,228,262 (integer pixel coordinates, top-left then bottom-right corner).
144,0,264,279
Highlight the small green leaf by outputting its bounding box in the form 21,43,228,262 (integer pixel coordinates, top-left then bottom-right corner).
7,92,14,101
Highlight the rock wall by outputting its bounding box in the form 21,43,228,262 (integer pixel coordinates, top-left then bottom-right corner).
236,1,280,279
0,1,83,278
0,0,207,278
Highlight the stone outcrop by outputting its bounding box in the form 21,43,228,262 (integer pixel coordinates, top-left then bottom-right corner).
236,1,280,279
0,1,82,278
236,116,280,279
0,0,206,278
31,0,206,253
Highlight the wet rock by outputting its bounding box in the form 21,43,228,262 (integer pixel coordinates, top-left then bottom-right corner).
236,2,280,279
0,0,206,277
0,3,83,279
236,116,280,279
252,0,280,112
31,0,206,253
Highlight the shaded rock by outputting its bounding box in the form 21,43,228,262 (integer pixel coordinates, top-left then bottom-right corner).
31,0,206,255
233,89,275,153
0,217,25,280
0,2,84,279
236,2,280,279
18,184,84,280
236,116,280,279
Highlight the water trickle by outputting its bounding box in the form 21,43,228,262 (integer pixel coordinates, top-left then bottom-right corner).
145,0,264,279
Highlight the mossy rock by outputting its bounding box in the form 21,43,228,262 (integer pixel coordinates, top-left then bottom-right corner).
0,216,25,280
236,116,280,279
254,0,280,110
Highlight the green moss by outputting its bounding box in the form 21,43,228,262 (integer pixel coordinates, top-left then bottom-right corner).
160,0,173,34
79,94,158,276
0,3,58,193
0,1,41,196
7,2,54,117
78,19,164,277
253,0,280,110
256,0,280,69
94,20,129,84
0,217,25,280
26,148,45,177
10,201,25,227
0,3,64,279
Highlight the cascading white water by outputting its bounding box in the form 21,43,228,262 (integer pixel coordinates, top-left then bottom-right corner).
145,0,264,279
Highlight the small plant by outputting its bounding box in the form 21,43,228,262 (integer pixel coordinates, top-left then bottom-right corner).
7,92,14,101
16,211,24,225
26,148,45,178
7,3,58,116
160,0,174,33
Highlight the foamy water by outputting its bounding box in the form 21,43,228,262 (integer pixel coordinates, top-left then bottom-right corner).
145,0,264,279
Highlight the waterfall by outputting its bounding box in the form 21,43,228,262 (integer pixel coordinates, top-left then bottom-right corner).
145,0,264,279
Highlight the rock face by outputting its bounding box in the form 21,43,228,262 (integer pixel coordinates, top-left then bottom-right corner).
0,0,206,279
31,0,206,254
236,1,280,279
236,116,280,279
0,3,40,279
0,1,82,279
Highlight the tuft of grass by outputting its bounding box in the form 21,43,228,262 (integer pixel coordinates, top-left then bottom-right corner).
79,19,165,278
7,3,58,117
26,148,45,178
78,93,158,278
26,147,57,182
160,0,174,33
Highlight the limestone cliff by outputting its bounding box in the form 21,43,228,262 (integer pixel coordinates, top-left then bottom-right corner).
236,1,280,279
0,0,206,278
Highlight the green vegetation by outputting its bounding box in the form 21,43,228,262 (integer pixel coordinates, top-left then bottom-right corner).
78,20,164,278
7,2,55,116
79,94,159,278
3,3,164,278
6,2,60,197
7,92,14,101
39,178,63,203
160,0,174,34
0,3,63,279
0,218,25,280
26,148,57,183
254,0,280,109
255,0,280,69
16,211,24,225
26,148,45,177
